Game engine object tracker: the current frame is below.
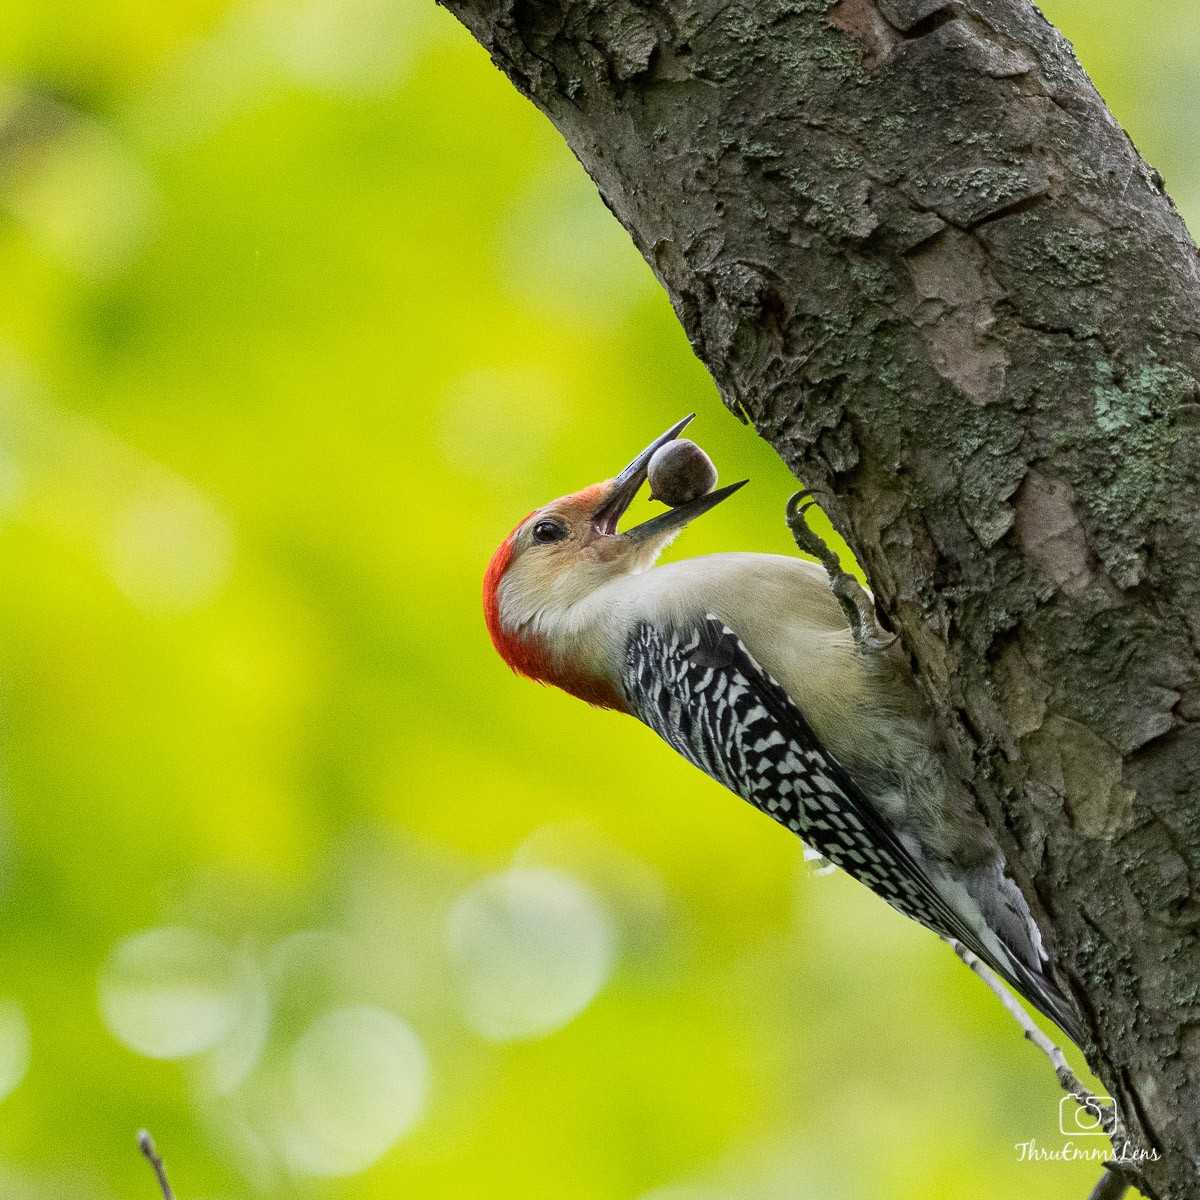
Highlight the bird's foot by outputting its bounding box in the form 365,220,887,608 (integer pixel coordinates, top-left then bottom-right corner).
786,491,896,652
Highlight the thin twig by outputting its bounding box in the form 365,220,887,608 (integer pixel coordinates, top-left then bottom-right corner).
950,941,1089,1095
137,1130,176,1200
949,940,1134,1199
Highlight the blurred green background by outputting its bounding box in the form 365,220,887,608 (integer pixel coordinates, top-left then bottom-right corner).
0,2,1193,1197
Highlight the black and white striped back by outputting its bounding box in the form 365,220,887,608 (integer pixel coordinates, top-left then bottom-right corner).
621,614,1083,1044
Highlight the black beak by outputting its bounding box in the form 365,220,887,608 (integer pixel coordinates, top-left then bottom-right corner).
622,478,748,544
591,414,747,543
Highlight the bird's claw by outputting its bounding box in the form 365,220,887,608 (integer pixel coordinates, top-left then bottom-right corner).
785,490,896,653
786,490,835,566
785,489,815,522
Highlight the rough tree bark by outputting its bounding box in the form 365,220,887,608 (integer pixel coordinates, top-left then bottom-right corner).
436,0,1200,1195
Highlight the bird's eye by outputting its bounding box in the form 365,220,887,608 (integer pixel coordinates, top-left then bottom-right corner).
532,519,567,544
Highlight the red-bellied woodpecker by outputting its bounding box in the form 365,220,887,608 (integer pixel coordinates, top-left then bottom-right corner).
483,415,1083,1045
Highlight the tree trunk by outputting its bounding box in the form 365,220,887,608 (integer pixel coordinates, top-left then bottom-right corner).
436,0,1200,1194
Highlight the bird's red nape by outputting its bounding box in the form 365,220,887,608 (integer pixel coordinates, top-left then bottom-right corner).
482,514,528,666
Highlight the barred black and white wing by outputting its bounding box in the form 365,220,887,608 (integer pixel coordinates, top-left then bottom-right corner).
621,615,1082,1044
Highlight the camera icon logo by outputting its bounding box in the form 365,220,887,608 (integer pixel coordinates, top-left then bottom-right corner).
1059,1093,1113,1136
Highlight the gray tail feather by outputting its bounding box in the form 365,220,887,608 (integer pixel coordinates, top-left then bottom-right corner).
949,935,1084,1046
1003,953,1086,1048
962,859,1085,1047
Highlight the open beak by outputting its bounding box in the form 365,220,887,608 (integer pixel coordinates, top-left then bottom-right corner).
591,415,748,545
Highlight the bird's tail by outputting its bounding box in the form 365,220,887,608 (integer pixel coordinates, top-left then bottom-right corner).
955,858,1085,1047
988,943,1086,1047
